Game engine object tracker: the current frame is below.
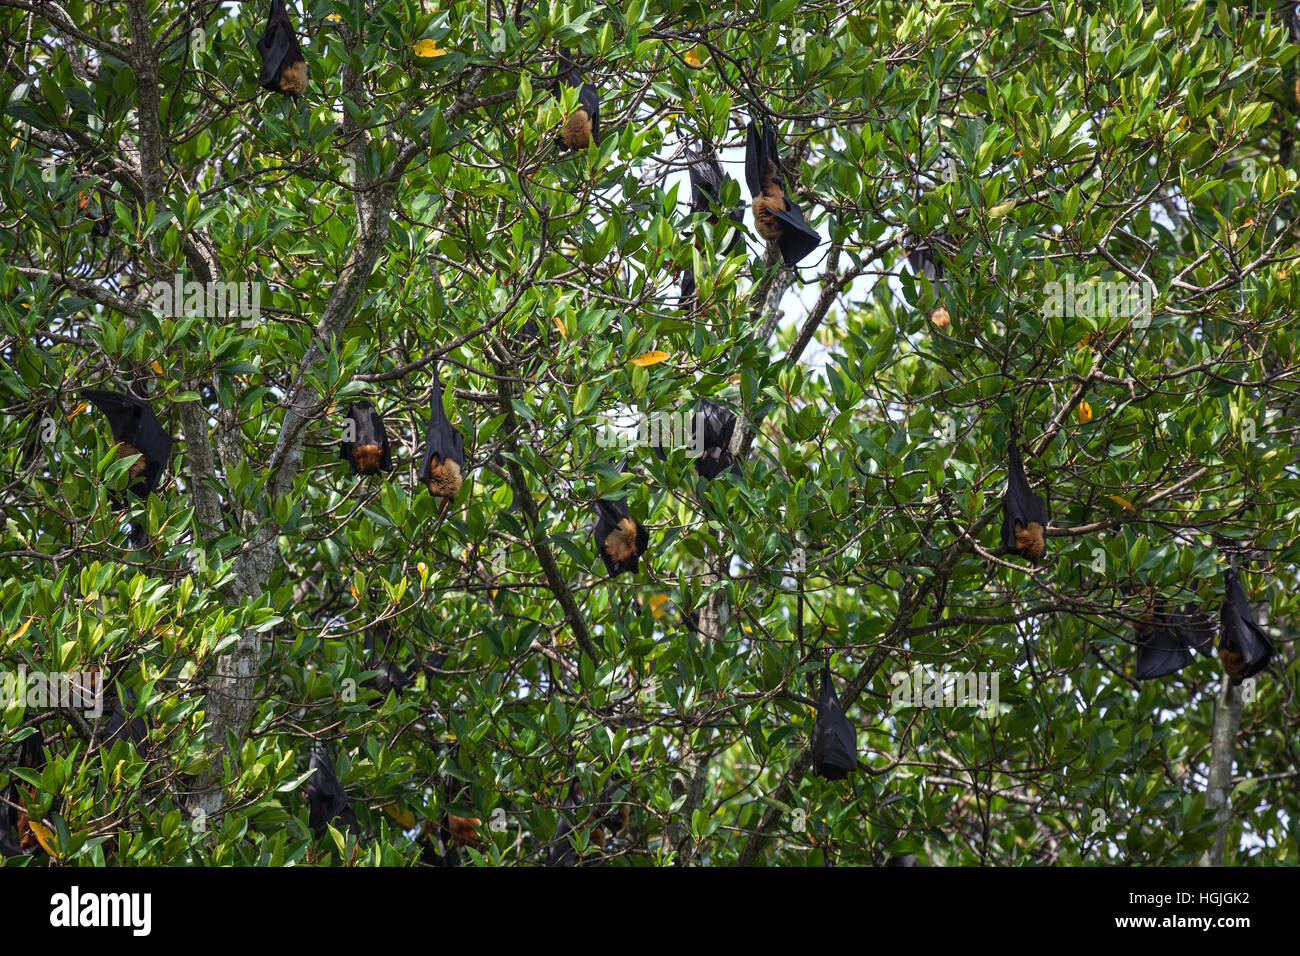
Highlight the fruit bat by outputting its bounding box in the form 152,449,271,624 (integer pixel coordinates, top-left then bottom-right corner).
904,231,953,327
1218,566,1274,684
339,401,392,476
257,0,308,98
693,398,740,480
810,663,856,780
81,388,173,500
1001,431,1048,562
743,120,820,267
546,781,596,867
555,48,599,150
1,734,46,858
307,749,358,837
362,624,411,697
680,147,745,308
1133,599,1216,681
591,496,648,577
419,364,465,505
595,779,630,836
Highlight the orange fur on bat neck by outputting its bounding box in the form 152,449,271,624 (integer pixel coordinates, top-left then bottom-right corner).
115,442,146,479
561,109,591,149
604,517,639,563
352,443,383,475
1014,520,1045,559
280,60,308,97
426,457,462,498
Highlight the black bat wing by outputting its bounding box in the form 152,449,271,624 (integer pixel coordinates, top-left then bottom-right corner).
1134,623,1193,680
578,82,600,144
1170,603,1216,658
1220,568,1275,679
694,399,739,480
686,149,725,214
744,121,765,197
771,201,820,267
307,750,357,836
679,268,697,309
810,664,856,780
81,389,172,496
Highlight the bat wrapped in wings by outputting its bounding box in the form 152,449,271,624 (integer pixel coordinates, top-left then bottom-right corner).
306,748,358,837
744,120,820,267
257,0,308,97
810,662,856,780
339,401,392,476
1001,430,1048,562
419,364,466,508
555,48,599,150
1132,596,1216,681
1218,566,1274,684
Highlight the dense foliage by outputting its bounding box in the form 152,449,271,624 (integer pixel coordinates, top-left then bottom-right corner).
0,0,1297,866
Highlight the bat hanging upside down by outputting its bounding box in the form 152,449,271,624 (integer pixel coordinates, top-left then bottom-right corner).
1001,429,1049,562
419,364,466,508
339,401,392,476
257,0,308,97
743,120,820,266
591,496,649,576
555,47,599,150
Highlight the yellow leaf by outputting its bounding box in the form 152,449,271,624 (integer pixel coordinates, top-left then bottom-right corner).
66,401,89,420
1077,401,1093,424
1106,494,1137,512
728,374,742,384
413,39,446,57
11,616,33,643
9,135,17,149
986,200,1016,220
114,759,124,787
27,818,58,858
325,12,341,20
551,314,568,340
684,49,703,68
629,350,670,366
151,360,164,374
384,804,417,828
647,594,669,619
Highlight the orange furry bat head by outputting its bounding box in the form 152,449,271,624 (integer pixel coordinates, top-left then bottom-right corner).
1013,520,1046,561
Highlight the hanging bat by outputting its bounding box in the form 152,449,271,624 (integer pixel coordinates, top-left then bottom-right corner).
685,146,746,249
693,398,740,481
1,733,46,858
1000,430,1048,562
810,661,856,780
591,496,648,577
81,388,173,499
362,624,411,697
904,231,954,327
596,779,630,835
743,120,820,267
1218,566,1274,684
257,0,308,97
680,146,745,307
418,364,465,511
1133,598,1216,681
339,401,392,476
555,48,599,150
307,749,358,837
545,780,603,866
442,776,480,853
